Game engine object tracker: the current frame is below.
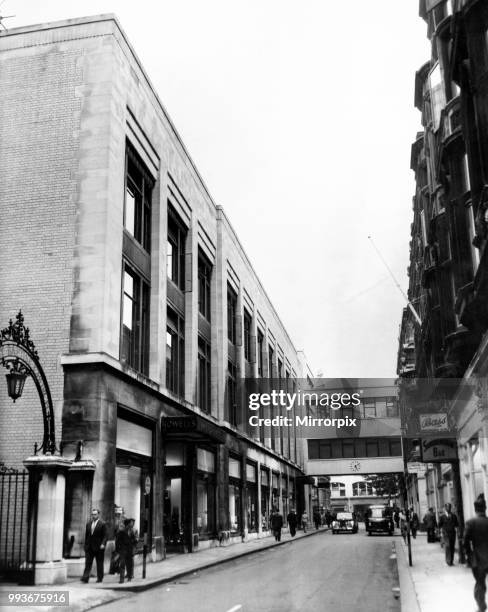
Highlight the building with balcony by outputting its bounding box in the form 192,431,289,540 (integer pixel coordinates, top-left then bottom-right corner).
0,15,313,573
397,0,488,524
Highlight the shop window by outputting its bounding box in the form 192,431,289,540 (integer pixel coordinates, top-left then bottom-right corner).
167,206,186,290
229,457,242,533
166,307,184,396
115,416,153,538
196,448,216,536
115,465,142,534
229,483,241,533
281,475,288,518
198,251,212,321
227,284,237,344
124,142,153,252
164,477,182,546
246,463,258,532
196,476,216,536
271,472,280,510
198,337,211,413
121,265,150,375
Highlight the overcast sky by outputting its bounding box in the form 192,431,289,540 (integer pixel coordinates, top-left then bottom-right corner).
6,1,430,377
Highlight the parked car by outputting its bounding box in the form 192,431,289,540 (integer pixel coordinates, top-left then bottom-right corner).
331,512,358,534
365,505,394,535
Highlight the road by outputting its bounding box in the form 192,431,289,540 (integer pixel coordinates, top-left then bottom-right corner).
97,529,400,612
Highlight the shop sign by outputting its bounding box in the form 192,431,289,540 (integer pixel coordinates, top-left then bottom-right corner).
161,416,226,443
144,476,151,495
421,438,458,462
419,413,449,432
407,462,426,474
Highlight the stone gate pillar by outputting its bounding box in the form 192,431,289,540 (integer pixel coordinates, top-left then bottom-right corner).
24,455,72,584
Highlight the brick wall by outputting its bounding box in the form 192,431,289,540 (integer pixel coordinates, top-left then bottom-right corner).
0,46,81,467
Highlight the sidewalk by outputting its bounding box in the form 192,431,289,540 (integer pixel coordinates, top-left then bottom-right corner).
0,526,328,612
396,531,475,612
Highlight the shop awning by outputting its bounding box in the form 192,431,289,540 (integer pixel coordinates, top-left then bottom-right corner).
295,475,316,485
161,415,226,444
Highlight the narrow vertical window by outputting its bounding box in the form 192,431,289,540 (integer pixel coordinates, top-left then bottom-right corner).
124,143,153,252
227,284,237,344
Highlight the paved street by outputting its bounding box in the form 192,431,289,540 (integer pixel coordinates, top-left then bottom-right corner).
96,530,400,612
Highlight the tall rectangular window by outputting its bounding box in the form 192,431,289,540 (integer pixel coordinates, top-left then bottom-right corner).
227,284,237,344
121,266,150,374
124,144,153,252
243,309,252,361
167,207,187,290
268,346,274,378
198,252,212,320
227,361,237,426
166,307,185,396
198,337,211,413
257,330,264,377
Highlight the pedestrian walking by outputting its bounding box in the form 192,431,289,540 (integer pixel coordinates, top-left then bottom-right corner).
439,503,459,566
301,510,308,533
464,495,488,612
423,507,437,543
410,508,419,539
325,510,332,529
394,509,400,529
399,509,407,543
81,508,108,583
313,509,321,530
115,518,138,583
270,509,284,542
287,509,298,537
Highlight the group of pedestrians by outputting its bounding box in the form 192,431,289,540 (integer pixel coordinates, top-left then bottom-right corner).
269,508,311,541
408,496,488,612
81,508,138,585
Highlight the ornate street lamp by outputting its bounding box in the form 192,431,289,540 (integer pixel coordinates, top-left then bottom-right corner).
0,311,57,454
6,366,27,401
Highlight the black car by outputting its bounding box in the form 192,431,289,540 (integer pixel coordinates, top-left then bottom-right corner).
365,505,394,535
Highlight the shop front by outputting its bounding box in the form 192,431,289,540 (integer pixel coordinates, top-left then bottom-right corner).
260,467,270,531
161,415,225,552
246,462,258,534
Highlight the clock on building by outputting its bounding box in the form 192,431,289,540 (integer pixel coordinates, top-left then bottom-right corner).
350,460,361,472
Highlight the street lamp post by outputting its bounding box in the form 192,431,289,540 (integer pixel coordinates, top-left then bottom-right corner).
0,311,58,455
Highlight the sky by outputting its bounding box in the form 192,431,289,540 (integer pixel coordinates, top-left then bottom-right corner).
4,1,431,377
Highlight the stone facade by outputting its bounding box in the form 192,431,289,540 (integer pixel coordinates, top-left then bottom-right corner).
0,15,312,571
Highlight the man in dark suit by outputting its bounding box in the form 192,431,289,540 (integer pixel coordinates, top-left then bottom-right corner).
81,508,108,583
439,503,459,565
464,496,488,612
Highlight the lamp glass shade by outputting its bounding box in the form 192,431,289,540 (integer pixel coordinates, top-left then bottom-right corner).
6,370,27,401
